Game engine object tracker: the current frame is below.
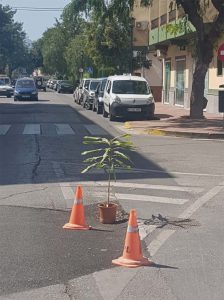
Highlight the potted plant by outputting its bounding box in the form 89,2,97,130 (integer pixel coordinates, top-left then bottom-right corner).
81,134,134,224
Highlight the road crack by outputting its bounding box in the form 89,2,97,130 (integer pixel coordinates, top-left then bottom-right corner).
0,187,48,201
32,135,41,181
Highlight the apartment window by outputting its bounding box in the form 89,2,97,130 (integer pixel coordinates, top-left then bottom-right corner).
217,58,223,76
160,14,167,26
169,10,176,22
151,18,159,30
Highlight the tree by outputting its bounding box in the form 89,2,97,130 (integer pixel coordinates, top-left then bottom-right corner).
142,0,224,118
41,26,68,76
0,4,28,75
175,0,224,118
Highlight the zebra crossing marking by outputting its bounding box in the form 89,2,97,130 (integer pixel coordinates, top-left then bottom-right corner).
55,124,75,135
68,181,203,193
115,193,188,205
23,124,41,135
0,125,10,135
59,181,190,205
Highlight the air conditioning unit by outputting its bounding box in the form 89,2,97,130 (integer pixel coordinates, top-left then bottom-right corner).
136,21,149,31
155,49,161,57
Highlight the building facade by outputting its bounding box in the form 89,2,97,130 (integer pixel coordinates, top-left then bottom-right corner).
132,0,224,113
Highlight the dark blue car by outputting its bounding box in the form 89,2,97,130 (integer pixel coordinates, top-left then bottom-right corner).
14,78,38,101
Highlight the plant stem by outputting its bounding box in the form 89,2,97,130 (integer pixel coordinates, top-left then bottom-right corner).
107,170,111,207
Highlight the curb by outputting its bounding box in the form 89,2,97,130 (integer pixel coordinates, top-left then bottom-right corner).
124,122,224,139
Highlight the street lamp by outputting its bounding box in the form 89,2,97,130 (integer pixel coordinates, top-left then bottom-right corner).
130,17,135,74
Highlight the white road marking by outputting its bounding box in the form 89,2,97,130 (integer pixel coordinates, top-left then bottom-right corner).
147,183,224,257
138,223,157,240
23,124,41,135
68,181,202,193
55,124,75,135
0,124,10,135
115,193,188,205
59,184,74,200
133,167,224,177
84,124,108,135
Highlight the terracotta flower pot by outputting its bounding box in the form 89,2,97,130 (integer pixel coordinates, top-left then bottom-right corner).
98,203,118,224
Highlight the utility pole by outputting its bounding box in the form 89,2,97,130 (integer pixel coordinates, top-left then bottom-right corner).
130,17,135,75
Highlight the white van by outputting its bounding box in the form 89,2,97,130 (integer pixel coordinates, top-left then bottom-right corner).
102,75,155,121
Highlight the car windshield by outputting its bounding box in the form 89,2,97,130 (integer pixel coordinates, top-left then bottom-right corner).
0,78,10,85
16,80,35,88
84,80,90,89
112,80,150,95
89,81,100,91
100,79,107,91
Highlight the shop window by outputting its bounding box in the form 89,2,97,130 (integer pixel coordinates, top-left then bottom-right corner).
217,58,223,76
151,18,159,29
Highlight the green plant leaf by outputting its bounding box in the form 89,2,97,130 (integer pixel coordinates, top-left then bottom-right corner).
83,155,104,163
81,148,103,155
114,151,133,163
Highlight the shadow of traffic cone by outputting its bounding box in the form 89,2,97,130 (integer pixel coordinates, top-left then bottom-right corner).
112,209,151,268
63,186,91,230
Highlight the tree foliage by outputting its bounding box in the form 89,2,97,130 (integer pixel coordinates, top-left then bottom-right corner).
0,4,29,74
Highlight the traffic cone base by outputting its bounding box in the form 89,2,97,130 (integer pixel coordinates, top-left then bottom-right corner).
63,223,91,230
112,256,151,268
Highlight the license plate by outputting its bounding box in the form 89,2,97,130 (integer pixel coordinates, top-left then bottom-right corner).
22,95,30,98
128,108,141,112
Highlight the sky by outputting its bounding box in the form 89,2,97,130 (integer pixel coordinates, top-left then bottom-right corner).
0,0,71,41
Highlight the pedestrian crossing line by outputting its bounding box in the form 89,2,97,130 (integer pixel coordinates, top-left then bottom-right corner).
84,124,108,136
23,124,41,135
68,181,203,193
115,193,188,205
59,183,188,205
55,124,75,135
0,124,10,135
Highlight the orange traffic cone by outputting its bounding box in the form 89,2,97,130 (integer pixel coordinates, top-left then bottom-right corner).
112,209,151,267
63,186,91,230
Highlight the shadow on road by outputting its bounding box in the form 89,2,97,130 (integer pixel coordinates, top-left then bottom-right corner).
0,102,174,186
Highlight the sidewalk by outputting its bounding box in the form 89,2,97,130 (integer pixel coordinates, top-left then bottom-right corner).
124,103,224,138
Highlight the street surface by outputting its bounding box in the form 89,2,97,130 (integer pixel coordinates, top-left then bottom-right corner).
0,91,224,299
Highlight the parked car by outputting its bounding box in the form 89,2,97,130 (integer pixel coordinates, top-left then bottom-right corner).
0,77,14,98
102,75,155,121
57,80,74,93
33,76,46,91
74,78,91,104
46,79,51,88
49,80,57,89
82,79,100,110
14,77,38,101
92,78,107,114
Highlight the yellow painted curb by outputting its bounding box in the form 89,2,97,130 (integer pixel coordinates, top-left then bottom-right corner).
124,122,131,129
144,129,167,136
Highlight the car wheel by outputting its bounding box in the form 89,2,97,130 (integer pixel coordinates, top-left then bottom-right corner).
14,98,17,101
96,102,102,115
85,101,91,110
103,105,108,118
92,102,96,112
109,109,116,121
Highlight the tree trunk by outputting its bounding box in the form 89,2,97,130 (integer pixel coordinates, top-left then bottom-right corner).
190,61,208,119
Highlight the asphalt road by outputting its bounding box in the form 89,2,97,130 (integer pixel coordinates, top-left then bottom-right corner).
0,91,224,299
